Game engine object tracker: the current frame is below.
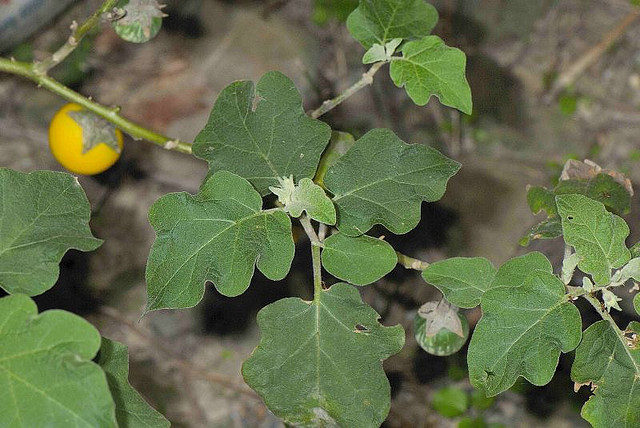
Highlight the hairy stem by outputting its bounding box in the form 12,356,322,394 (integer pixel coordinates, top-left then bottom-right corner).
310,61,386,119
299,215,323,299
33,0,120,73
0,57,192,154
396,251,430,270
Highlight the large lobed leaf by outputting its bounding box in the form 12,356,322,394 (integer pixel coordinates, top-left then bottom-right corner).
557,194,630,285
572,320,640,428
0,168,102,296
467,252,582,396
242,283,404,427
98,338,170,428
145,171,294,311
421,257,497,308
389,36,472,114
0,294,116,427
324,128,460,236
193,71,331,196
346,0,438,49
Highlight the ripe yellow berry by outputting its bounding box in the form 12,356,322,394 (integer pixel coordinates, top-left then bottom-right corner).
48,103,123,175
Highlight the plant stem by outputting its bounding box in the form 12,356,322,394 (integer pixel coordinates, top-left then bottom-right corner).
33,0,120,73
310,61,386,119
299,215,323,299
0,57,192,154
311,243,323,299
396,251,429,271
299,214,321,246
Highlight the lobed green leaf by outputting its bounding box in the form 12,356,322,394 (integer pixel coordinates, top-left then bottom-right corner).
557,194,630,285
346,0,438,49
98,338,170,428
0,294,116,427
467,252,582,396
421,257,496,308
145,171,294,311
193,71,331,196
389,36,472,114
324,128,460,236
0,168,102,296
321,232,397,285
571,320,640,428
242,283,404,427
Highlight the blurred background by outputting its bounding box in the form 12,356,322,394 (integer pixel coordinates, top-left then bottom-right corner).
1,0,640,426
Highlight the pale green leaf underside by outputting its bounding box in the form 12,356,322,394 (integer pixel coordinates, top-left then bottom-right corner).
145,171,294,311
346,0,438,49
322,232,397,285
242,283,405,427
98,338,170,428
421,257,496,308
390,35,472,114
192,71,331,196
0,168,102,296
571,320,640,428
557,194,630,285
0,294,116,427
324,128,460,236
468,253,582,396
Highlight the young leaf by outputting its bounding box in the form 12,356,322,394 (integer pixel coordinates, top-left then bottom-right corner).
468,255,582,396
362,43,387,64
145,171,294,311
571,320,640,428
618,257,640,284
321,232,396,285
193,71,331,196
0,168,102,296
242,283,404,427
421,257,497,308
557,194,630,285
324,128,460,236
98,338,170,428
390,36,472,114
346,0,438,49
0,294,116,427
634,293,640,316
270,177,336,225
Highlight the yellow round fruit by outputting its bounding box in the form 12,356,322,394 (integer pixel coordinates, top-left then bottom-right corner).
48,103,123,175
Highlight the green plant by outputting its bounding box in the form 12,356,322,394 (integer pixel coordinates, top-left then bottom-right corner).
0,1,637,428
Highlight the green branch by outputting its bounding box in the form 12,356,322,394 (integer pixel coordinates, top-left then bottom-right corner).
299,215,324,299
33,0,120,73
0,58,192,154
310,61,386,119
